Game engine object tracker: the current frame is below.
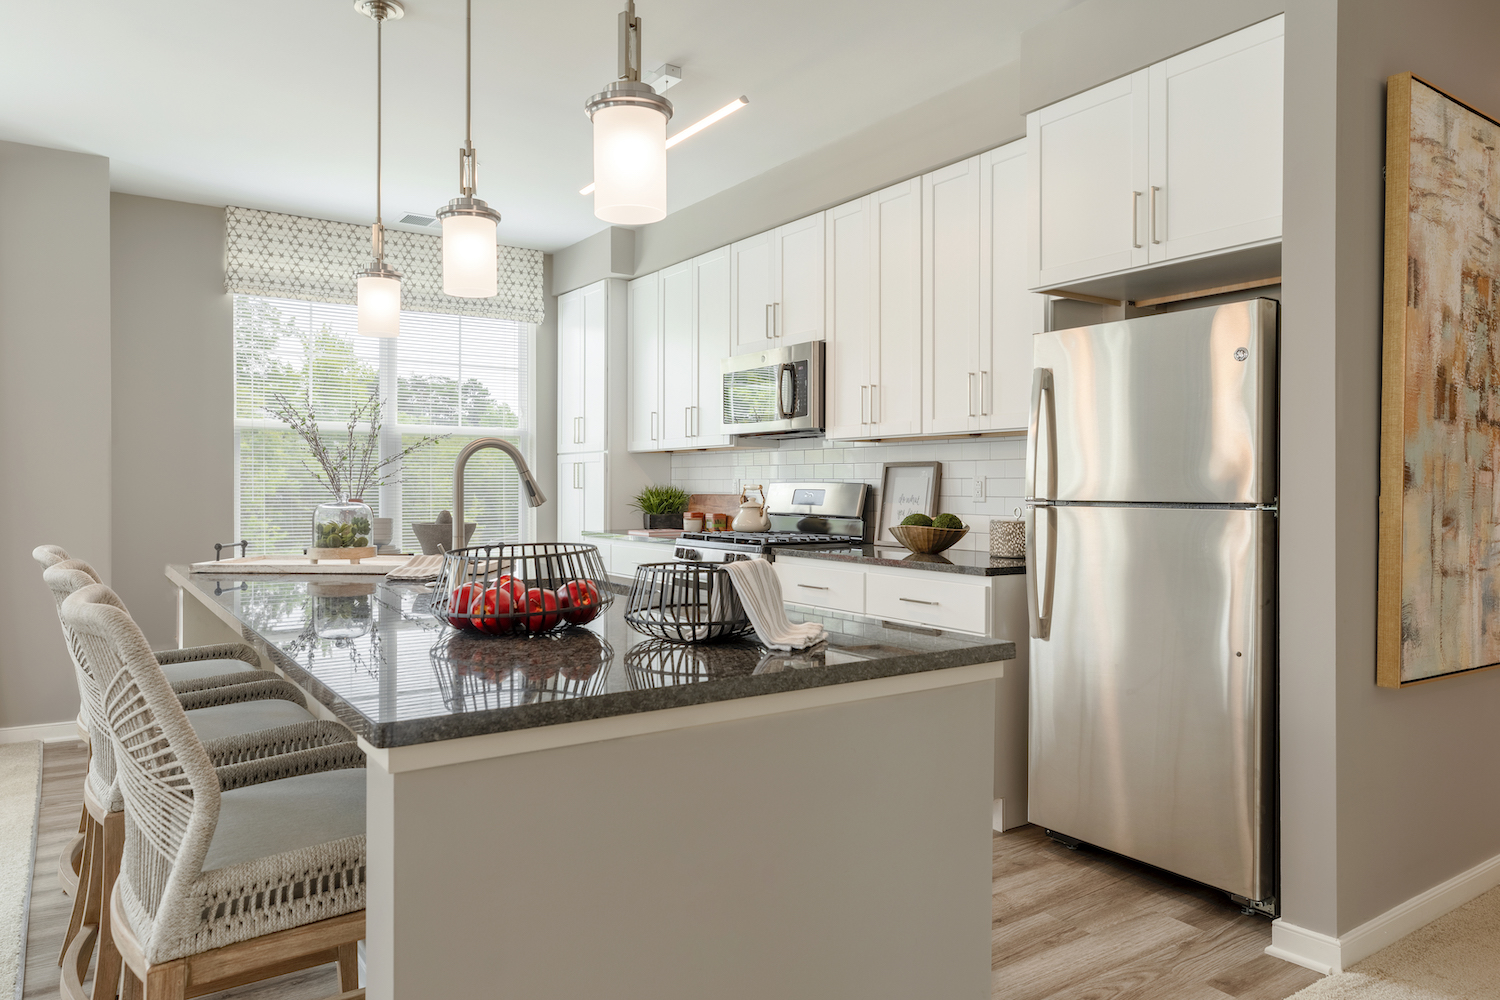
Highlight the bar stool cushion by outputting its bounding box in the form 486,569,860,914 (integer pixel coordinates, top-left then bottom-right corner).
184,700,318,744
203,770,366,872
160,659,266,686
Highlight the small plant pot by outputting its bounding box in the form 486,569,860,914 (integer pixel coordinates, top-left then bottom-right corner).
644,513,684,530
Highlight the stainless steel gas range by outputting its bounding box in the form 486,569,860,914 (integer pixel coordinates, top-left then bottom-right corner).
673,481,869,563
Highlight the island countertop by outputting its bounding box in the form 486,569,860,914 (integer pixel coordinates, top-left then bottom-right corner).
167,564,1013,750
776,545,1027,576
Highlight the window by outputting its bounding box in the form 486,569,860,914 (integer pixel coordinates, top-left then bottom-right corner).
233,294,529,554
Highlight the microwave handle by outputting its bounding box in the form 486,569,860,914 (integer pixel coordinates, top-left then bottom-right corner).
777,363,797,419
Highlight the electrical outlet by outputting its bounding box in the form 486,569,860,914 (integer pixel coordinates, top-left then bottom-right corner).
973,477,985,501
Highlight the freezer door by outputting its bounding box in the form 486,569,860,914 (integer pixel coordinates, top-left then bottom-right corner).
1028,504,1275,902
1028,298,1276,504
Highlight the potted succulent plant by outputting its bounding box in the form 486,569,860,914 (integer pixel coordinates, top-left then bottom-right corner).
630,484,691,530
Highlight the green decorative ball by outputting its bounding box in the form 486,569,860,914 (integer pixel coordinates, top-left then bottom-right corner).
932,513,965,530
900,513,934,527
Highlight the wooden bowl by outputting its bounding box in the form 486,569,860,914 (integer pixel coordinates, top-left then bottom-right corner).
887,524,969,554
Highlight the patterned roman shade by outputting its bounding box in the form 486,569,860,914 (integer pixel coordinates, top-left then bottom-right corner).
223,206,545,324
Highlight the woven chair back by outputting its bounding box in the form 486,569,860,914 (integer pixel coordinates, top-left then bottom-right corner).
31,543,72,570
60,583,223,964
41,559,118,807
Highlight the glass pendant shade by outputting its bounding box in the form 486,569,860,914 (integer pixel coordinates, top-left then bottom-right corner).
357,273,402,337
592,103,668,224
441,213,498,297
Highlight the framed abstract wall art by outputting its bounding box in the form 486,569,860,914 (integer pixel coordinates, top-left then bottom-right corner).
1378,73,1500,687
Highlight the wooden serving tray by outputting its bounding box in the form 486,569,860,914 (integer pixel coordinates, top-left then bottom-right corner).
190,554,412,575
308,546,377,564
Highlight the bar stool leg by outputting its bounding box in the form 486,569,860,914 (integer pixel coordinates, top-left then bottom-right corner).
94,810,125,1000
336,942,360,993
60,812,101,966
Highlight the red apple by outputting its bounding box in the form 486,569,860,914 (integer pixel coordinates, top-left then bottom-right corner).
475,577,527,634
446,584,483,631
522,587,560,633
556,579,601,626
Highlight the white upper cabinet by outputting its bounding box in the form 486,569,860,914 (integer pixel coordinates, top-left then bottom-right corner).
825,178,922,441
1028,15,1283,290
979,141,1043,432
691,246,732,447
869,178,922,437
658,260,696,450
627,272,661,452
923,155,984,436
1027,72,1150,291
1147,15,1283,262
557,280,609,455
730,213,825,353
824,196,873,441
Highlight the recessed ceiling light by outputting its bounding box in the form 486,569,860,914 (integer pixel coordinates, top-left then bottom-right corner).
578,96,748,197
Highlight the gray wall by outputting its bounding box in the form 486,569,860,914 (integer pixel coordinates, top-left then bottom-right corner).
531,255,558,541
110,194,233,648
1324,0,1500,935
0,140,112,730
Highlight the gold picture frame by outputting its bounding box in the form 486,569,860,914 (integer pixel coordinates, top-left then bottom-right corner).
1378,73,1500,687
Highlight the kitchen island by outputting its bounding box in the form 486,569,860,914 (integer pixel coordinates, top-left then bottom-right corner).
168,564,1012,1000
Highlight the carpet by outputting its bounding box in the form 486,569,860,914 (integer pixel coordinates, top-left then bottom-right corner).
1289,886,1500,999
0,742,42,1000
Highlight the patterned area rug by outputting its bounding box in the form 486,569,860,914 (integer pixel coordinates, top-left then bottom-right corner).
0,742,42,1000
1290,887,1500,999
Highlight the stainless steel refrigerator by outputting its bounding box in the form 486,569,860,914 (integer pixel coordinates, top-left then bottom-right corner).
1025,298,1277,910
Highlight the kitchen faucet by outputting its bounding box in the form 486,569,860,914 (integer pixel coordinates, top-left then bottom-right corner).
453,437,547,551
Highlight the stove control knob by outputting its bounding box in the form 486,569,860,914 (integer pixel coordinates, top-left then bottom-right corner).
677,548,701,561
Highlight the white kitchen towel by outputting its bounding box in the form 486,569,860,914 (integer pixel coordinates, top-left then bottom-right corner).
723,558,827,650
385,553,446,581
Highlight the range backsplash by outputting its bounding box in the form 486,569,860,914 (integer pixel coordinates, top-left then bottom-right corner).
669,435,1028,552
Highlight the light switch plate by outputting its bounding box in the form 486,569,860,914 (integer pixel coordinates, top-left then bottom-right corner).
972,477,985,501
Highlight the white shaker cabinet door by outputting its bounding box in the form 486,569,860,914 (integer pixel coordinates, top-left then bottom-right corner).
729,230,775,354
1147,15,1283,262
556,288,585,455
658,260,696,450
870,177,922,437
692,246,732,447
823,195,873,440
1027,70,1149,290
557,281,609,454
773,212,826,346
627,272,662,452
556,453,607,544
979,141,1043,432
923,155,983,436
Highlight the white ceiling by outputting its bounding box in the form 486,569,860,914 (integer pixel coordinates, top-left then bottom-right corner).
0,0,1074,253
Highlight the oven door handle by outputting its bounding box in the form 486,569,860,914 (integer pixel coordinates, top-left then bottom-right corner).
777,363,797,419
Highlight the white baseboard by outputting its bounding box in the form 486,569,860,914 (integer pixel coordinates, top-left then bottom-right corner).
1267,848,1500,975
0,721,81,744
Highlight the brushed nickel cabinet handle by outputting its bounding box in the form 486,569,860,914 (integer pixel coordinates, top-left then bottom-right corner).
1132,190,1142,249
899,597,938,606
861,384,870,424
797,583,829,590
1150,186,1161,245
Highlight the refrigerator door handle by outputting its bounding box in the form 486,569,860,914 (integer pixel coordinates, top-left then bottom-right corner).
1025,506,1054,639
1026,368,1055,501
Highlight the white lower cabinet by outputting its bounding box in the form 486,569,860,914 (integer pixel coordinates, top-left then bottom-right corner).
775,553,1030,830
556,454,606,545
609,540,674,581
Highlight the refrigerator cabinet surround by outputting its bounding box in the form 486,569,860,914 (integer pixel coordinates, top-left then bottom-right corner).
1027,298,1277,505
1027,501,1276,903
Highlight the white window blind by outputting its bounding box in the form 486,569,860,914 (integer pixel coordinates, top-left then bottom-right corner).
233,294,529,554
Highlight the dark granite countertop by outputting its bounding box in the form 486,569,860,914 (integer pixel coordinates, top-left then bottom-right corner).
171,566,1013,749
775,545,1027,577
582,531,679,544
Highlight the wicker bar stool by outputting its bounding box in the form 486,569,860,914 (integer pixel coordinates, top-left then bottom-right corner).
62,583,366,1000
42,563,360,1000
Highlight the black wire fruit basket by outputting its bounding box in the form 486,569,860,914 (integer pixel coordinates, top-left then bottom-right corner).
623,562,753,643
430,543,612,636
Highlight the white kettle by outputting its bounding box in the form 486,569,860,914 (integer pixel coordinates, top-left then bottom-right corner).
732,485,771,533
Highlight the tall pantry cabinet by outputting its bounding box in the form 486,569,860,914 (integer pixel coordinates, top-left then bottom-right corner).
554,278,669,549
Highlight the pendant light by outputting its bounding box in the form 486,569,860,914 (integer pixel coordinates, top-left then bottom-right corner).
436,0,502,298
584,0,672,225
355,0,403,338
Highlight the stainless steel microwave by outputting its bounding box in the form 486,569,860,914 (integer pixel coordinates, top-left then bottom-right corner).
721,342,825,437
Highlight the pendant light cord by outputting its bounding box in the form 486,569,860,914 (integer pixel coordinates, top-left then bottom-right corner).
376,14,383,232
465,0,472,147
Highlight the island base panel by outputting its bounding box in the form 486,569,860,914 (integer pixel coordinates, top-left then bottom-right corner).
365,678,996,1000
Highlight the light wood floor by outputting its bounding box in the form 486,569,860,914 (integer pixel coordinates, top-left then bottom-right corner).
991,825,1321,999
24,741,1321,999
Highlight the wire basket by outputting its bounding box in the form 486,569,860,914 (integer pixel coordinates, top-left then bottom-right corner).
623,562,753,643
431,542,612,636
432,629,614,710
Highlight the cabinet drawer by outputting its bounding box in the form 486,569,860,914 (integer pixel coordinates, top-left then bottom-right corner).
610,541,674,579
865,575,989,634
775,558,864,614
